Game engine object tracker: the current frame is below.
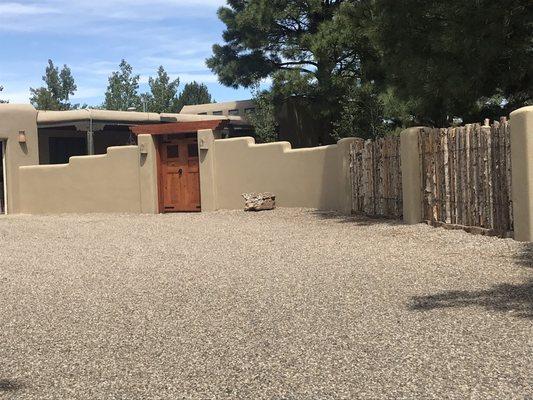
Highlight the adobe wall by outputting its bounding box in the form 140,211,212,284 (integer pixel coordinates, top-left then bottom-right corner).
198,132,357,212
0,104,39,213
510,106,533,241
18,135,158,215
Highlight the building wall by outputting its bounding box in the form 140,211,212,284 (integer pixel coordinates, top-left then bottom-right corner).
138,134,159,214
1,103,355,215
18,138,158,214
0,104,40,213
19,146,141,214
180,100,255,120
38,128,86,164
200,133,356,212
510,106,533,241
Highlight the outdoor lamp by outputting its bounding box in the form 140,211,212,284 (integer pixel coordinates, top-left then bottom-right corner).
18,130,26,143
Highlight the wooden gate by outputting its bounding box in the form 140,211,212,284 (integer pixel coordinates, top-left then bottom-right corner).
419,120,513,236
158,134,201,212
350,136,403,218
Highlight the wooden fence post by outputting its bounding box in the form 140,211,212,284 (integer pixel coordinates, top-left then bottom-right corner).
400,127,424,224
510,106,533,241
337,137,359,215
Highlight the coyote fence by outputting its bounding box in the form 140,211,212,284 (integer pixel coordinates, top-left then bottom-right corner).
350,136,402,218
418,120,513,236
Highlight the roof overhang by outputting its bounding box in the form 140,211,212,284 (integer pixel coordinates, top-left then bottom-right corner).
130,120,231,136
36,109,246,129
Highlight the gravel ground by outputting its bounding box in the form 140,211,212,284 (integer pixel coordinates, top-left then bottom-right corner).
0,209,531,400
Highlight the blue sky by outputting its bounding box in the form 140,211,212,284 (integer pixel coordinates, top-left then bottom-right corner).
0,0,254,106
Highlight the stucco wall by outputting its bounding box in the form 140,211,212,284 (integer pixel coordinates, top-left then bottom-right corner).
18,143,158,214
0,104,40,213
137,134,159,214
208,135,355,211
510,106,533,241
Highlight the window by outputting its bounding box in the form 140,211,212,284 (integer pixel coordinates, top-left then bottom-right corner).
198,112,207,115
228,109,239,116
49,137,87,164
244,107,256,114
212,111,223,116
166,145,179,159
188,143,198,158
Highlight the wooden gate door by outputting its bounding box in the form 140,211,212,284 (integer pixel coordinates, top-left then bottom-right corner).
159,135,201,212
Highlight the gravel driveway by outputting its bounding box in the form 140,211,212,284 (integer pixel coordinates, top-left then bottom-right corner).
0,209,531,399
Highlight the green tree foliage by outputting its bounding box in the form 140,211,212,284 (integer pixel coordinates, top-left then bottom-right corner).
142,66,180,113
0,86,7,104
30,60,77,110
207,0,380,140
104,60,141,111
246,89,278,143
176,81,213,111
333,83,386,140
208,0,531,139
374,0,532,126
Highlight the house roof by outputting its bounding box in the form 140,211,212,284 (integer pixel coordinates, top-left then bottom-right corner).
36,109,244,127
130,120,231,136
180,99,254,115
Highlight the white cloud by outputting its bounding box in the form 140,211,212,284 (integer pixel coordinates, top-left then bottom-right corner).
2,88,31,104
0,2,59,15
0,0,240,105
71,86,104,100
173,73,219,84
0,0,225,31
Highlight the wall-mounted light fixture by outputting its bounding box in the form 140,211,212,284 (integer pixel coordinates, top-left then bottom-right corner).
199,138,209,150
18,130,26,143
139,143,148,154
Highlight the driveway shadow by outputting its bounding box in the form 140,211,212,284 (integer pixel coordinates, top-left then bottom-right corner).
408,243,533,319
309,210,402,226
0,379,24,393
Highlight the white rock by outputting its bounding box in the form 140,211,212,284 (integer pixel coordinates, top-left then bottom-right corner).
242,192,276,211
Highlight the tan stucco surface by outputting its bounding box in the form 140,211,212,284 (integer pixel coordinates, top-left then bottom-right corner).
180,100,254,118
37,108,244,127
510,106,533,241
198,129,217,212
0,104,39,213
160,113,243,124
208,135,356,211
37,109,161,125
19,146,146,214
137,134,159,214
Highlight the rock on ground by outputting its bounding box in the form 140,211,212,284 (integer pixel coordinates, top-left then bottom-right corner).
242,192,275,211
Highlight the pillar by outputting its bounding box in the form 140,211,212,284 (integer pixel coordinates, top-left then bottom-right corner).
198,129,217,212
510,106,533,241
137,134,159,214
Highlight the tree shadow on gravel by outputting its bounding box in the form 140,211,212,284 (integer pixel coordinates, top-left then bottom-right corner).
408,243,533,319
0,379,24,393
310,210,402,226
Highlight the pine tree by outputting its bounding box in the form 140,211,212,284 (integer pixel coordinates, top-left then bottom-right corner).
206,0,381,140
246,89,277,143
375,0,532,125
142,66,180,113
30,60,77,110
176,82,213,111
104,60,141,111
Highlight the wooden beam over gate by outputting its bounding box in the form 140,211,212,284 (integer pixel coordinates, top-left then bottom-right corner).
130,120,231,136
